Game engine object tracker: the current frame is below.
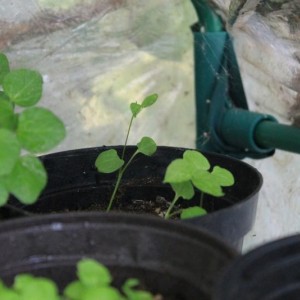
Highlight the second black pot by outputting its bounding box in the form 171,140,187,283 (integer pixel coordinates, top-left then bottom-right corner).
0,212,237,300
5,146,263,250
214,234,300,300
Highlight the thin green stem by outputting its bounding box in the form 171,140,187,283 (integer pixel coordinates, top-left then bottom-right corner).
106,150,139,211
121,115,134,160
164,194,180,219
167,209,183,219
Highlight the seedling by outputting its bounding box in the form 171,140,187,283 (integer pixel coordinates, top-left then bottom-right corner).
0,258,155,300
163,150,235,219
0,53,66,206
95,94,158,211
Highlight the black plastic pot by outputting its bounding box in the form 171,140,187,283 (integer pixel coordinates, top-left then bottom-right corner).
214,235,300,300
5,146,263,250
0,212,237,300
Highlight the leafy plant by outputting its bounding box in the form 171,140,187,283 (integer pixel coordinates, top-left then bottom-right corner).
0,258,155,300
0,53,66,206
95,94,158,211
163,150,235,219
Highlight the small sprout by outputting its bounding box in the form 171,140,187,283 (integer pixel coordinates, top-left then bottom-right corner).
96,94,158,211
0,52,66,206
164,150,235,219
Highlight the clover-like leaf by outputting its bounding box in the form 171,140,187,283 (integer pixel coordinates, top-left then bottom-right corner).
3,69,43,107
171,181,194,200
164,159,191,183
0,100,16,130
6,155,47,204
211,166,235,187
180,206,207,219
130,102,142,118
0,129,20,176
192,171,224,197
77,259,112,287
141,93,158,108
137,137,157,156
0,181,9,207
0,53,10,84
183,150,210,173
95,149,124,173
17,107,66,153
0,289,19,300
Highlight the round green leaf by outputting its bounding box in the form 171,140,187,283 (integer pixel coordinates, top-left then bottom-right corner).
0,100,16,130
0,53,10,84
0,129,20,176
211,166,235,187
95,149,124,173
3,69,43,107
6,155,47,204
17,107,66,153
183,150,210,172
137,137,157,156
180,206,207,220
77,259,112,287
141,93,158,108
192,171,224,197
130,102,142,118
0,289,19,300
163,159,191,183
0,181,9,206
64,281,85,300
171,181,194,200
16,277,59,300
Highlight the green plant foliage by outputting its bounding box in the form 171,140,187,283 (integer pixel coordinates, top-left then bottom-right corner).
17,107,66,153
95,149,125,173
0,52,65,206
5,155,47,204
96,94,158,211
164,150,235,219
2,69,43,107
0,258,155,300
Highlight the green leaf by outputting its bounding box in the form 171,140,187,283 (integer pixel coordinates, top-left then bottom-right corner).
171,181,194,200
141,94,158,108
77,259,112,287
0,100,16,130
3,69,43,107
95,149,124,173
123,279,153,300
0,289,19,300
130,102,142,118
81,286,121,300
17,107,66,153
64,281,85,300
0,181,9,206
6,155,47,204
0,53,10,84
0,91,10,101
211,166,235,187
183,150,210,172
137,137,157,156
192,171,224,197
180,206,207,219
0,129,20,176
163,159,191,183
15,277,59,300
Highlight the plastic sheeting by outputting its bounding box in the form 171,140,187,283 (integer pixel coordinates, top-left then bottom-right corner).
0,0,197,151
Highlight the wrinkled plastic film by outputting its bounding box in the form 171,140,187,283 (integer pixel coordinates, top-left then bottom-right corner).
0,0,197,152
